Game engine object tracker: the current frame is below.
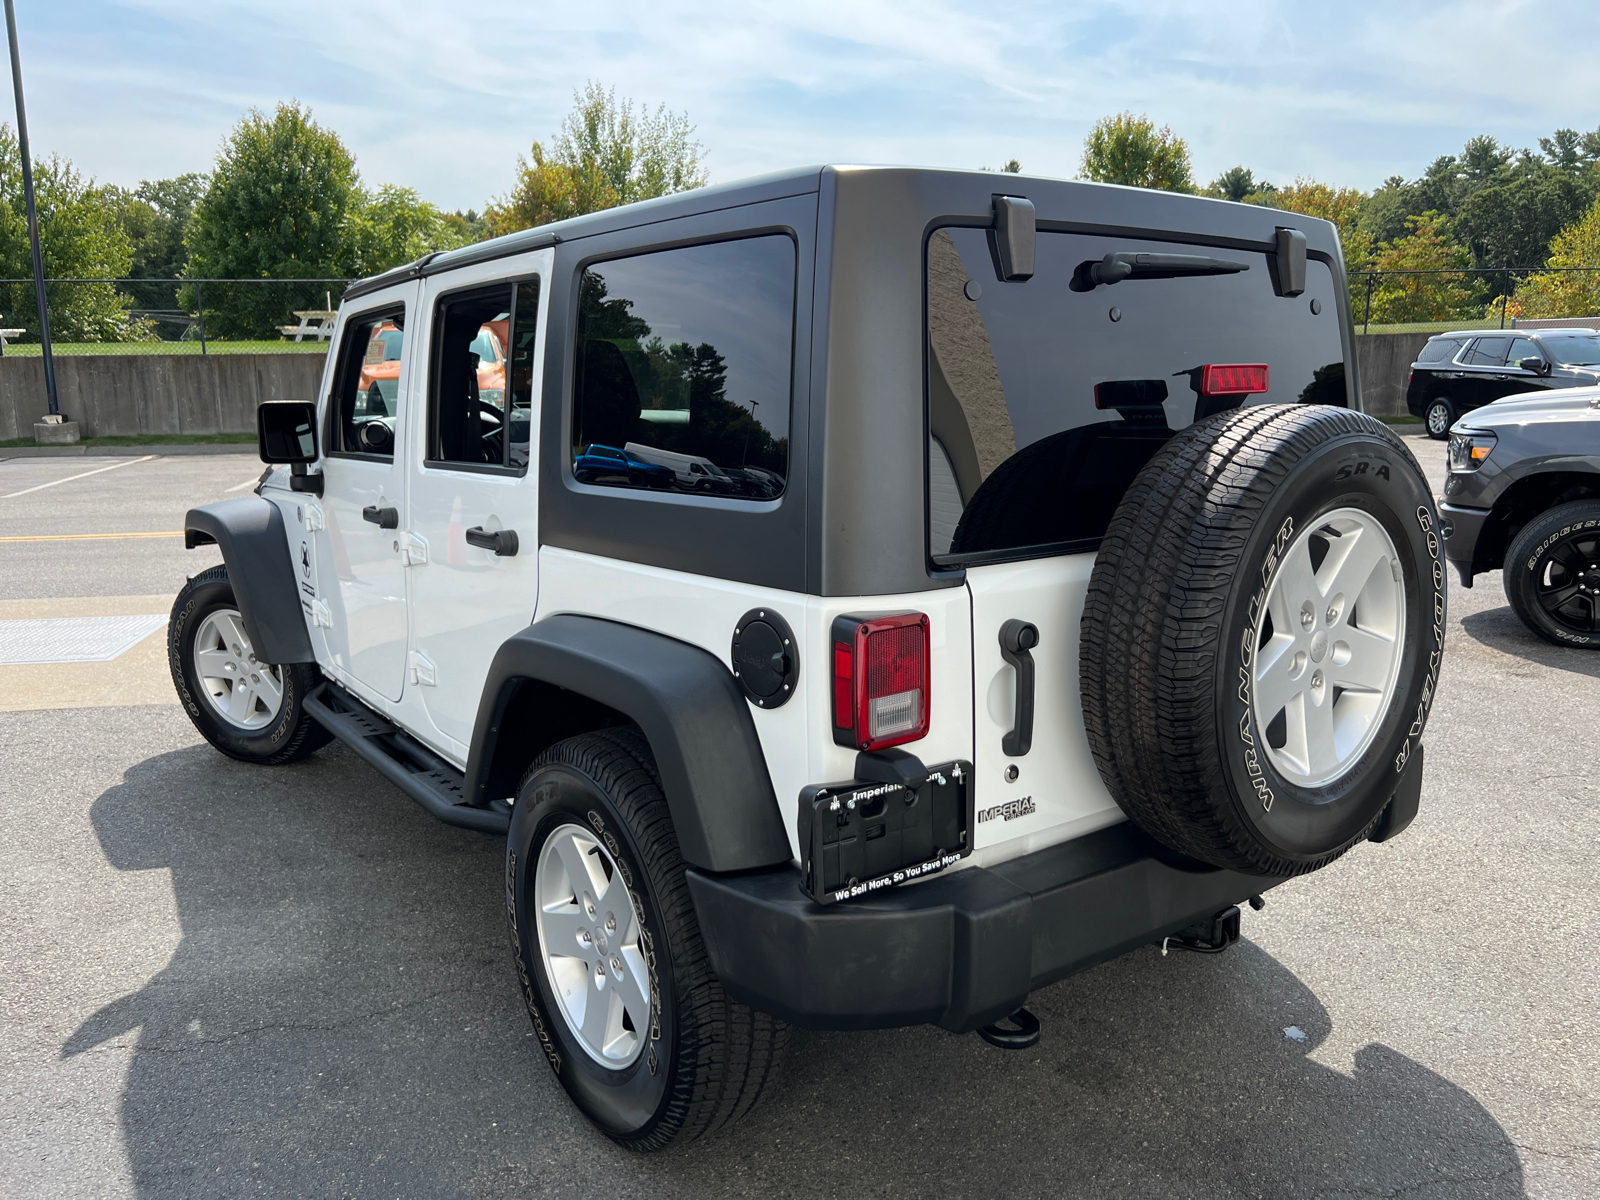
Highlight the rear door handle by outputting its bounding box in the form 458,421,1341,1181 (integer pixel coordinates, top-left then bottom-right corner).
465,526,519,557
999,619,1039,757
362,505,399,529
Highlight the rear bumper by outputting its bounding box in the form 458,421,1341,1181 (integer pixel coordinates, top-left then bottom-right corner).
687,822,1282,1033
1440,500,1490,587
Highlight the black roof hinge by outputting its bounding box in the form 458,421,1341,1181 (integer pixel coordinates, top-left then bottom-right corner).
990,195,1036,282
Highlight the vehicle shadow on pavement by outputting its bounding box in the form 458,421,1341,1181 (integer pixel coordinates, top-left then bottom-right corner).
66,741,1525,1199
1458,603,1600,678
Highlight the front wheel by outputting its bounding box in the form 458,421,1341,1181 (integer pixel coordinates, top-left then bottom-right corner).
1503,500,1600,647
168,565,331,764
506,730,785,1151
1425,398,1455,439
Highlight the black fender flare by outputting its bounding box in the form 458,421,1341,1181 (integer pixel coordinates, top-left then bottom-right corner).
465,614,792,873
184,498,316,665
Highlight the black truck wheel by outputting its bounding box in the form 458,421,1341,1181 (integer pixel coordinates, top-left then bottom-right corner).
506,729,785,1151
168,565,330,764
1081,405,1445,877
1502,499,1600,648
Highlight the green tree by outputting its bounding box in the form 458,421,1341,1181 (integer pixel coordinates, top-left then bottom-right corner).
488,83,708,236
1079,112,1194,192
1367,211,1477,324
186,102,362,338
345,185,473,276
1456,157,1598,270
1503,194,1600,319
104,173,208,337
1206,166,1269,202
0,124,146,342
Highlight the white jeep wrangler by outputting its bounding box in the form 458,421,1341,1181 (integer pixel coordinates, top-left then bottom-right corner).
171,166,1443,1151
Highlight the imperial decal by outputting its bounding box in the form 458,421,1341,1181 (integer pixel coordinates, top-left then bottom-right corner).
977,796,1036,823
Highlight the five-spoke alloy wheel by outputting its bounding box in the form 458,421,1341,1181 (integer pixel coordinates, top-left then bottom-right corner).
534,822,651,1068
1252,508,1405,788
169,565,330,764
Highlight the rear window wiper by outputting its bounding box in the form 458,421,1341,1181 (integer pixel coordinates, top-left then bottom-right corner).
1072,252,1250,291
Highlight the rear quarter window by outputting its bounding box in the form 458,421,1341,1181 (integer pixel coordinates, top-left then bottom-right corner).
1418,338,1461,364
926,227,1346,562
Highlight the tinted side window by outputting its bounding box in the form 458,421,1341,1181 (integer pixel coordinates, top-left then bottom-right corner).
1463,336,1511,366
1507,336,1539,366
572,236,794,501
428,279,538,471
926,228,1345,562
1418,338,1461,363
331,307,404,458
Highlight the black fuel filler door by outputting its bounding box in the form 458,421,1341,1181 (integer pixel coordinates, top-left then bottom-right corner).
731,608,798,709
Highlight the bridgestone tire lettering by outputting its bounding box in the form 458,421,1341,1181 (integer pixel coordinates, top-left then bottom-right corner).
1080,405,1444,876
1501,500,1600,648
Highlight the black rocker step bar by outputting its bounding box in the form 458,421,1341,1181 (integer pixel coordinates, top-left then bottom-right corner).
303,682,510,834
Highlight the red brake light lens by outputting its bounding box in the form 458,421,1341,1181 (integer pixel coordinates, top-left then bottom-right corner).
830,612,930,751
1201,363,1269,395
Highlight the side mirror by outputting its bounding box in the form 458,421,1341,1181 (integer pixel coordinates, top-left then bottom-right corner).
258,401,319,463
1517,356,1549,375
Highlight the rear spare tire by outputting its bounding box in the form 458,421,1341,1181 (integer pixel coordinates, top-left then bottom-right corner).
1081,405,1445,876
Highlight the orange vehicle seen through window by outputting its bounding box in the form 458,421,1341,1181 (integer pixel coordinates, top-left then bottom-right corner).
357,320,508,415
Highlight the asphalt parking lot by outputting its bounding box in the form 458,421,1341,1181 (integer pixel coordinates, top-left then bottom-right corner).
1,436,1595,1199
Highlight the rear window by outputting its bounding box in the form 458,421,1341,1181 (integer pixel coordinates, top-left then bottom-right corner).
1418,338,1461,363
572,236,795,501
926,227,1345,562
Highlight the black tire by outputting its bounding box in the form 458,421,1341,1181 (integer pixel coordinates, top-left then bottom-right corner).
506,729,786,1151
1424,397,1455,439
168,565,331,765
1502,500,1600,648
1081,405,1446,877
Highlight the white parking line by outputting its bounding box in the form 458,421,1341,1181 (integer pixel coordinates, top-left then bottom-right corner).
0,455,156,499
225,474,262,492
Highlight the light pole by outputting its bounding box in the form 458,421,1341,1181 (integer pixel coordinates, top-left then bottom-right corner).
4,0,64,435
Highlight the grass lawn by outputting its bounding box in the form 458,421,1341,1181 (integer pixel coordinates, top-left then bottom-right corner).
0,432,255,448
0,341,328,357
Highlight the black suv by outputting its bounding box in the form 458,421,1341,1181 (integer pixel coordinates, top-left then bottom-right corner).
1406,328,1600,438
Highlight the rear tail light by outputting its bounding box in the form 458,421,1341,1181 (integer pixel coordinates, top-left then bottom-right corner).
1200,363,1269,395
831,612,930,751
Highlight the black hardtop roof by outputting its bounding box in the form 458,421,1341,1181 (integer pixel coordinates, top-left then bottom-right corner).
341,164,1344,302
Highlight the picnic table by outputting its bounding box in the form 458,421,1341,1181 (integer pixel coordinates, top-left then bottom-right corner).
277,310,338,343
0,322,25,355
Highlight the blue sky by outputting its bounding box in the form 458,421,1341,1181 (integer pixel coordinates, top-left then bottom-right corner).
17,1,1600,212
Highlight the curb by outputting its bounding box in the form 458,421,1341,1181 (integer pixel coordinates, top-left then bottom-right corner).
0,443,257,458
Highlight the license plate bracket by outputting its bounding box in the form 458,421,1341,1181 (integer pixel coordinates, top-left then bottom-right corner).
798,760,972,905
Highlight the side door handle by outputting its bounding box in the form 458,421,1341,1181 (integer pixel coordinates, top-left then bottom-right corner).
362,505,398,529
465,526,519,557
999,619,1039,757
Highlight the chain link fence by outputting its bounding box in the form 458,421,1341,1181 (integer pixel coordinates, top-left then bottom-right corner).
1352,266,1600,335
0,278,353,355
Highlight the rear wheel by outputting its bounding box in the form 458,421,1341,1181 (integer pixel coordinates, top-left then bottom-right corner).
1081,405,1445,876
1424,398,1455,439
506,729,785,1151
168,565,330,764
1503,500,1600,648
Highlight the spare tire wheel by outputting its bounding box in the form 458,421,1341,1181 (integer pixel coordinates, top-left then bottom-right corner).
1081,405,1445,877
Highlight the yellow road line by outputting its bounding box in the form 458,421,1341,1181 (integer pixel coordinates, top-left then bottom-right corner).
0,530,184,543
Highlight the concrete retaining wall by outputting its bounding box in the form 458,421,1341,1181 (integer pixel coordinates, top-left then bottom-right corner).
1354,331,1430,418
2,335,1426,442
0,353,326,441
